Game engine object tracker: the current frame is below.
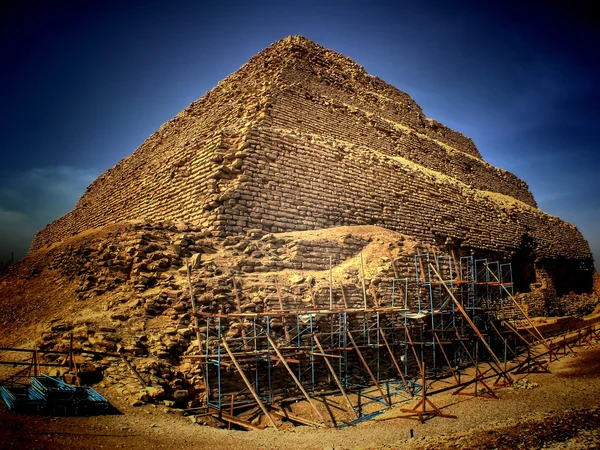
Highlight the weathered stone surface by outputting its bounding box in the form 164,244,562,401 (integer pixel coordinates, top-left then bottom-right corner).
146,385,165,400
173,389,189,401
189,253,202,269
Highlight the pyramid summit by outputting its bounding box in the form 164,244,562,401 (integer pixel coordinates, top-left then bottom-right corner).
30,35,593,292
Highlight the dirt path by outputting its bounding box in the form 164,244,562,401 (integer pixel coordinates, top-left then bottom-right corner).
2,342,600,449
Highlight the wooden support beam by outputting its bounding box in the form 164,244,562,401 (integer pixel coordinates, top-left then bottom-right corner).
186,259,204,353
369,284,380,308
69,333,74,373
270,408,321,427
268,354,300,364
418,254,426,283
193,305,408,320
433,333,459,385
329,255,334,310
360,253,368,309
379,328,413,396
454,330,503,379
432,247,439,273
451,249,460,281
33,346,39,377
266,334,328,425
405,326,422,373
398,363,458,423
221,339,279,430
312,334,358,419
274,278,291,342
228,394,235,430
386,249,399,279
452,340,498,399
485,264,550,351
212,411,265,431
346,330,391,408
309,352,343,359
232,277,249,350
122,355,148,388
503,320,538,350
338,281,349,309
549,334,577,361
429,263,510,383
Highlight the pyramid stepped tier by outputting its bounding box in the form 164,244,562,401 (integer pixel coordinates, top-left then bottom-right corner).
263,40,535,206
210,126,588,260
30,37,592,290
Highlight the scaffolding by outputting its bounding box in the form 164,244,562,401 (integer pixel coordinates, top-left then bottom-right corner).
185,252,534,429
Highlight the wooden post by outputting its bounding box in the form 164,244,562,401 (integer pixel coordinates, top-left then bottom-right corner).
221,339,279,430
232,277,248,350
451,249,460,281
309,286,317,308
329,255,334,310
432,247,439,273
357,388,362,417
504,335,508,372
360,253,367,309
418,254,426,283
489,321,517,361
338,281,349,309
266,334,328,425
485,264,550,350
452,337,498,399
275,278,291,342
229,394,235,430
313,334,358,418
347,330,391,408
122,355,148,388
405,326,422,373
370,284,380,307
379,328,413,396
399,362,458,422
386,249,399,279
33,347,39,377
69,333,74,372
433,333,459,385
474,341,479,397
429,264,508,380
186,259,204,353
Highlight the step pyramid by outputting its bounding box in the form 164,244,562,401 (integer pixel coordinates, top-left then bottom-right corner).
30,36,593,291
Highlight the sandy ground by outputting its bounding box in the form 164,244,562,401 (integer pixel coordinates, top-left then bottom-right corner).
2,339,600,449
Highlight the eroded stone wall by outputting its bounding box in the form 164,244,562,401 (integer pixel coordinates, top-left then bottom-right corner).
267,86,535,206
217,127,590,261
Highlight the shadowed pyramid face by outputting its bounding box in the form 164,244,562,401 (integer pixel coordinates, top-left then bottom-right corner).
30,36,591,276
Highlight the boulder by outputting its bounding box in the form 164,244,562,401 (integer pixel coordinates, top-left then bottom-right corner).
173,389,189,401
145,385,165,400
189,253,202,269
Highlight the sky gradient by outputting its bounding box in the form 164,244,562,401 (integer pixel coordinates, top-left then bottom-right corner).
1,0,598,268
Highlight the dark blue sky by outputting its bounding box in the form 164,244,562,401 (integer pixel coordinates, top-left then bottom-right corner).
1,0,598,268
